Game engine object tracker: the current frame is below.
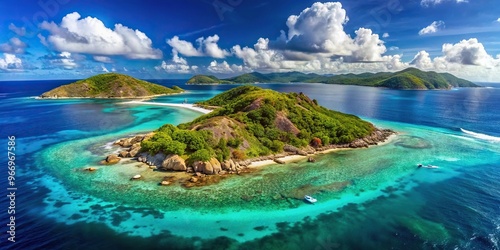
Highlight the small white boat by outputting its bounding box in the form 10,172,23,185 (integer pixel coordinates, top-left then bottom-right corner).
304,195,317,203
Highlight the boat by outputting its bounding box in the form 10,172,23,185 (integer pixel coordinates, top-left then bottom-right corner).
417,164,439,169
304,195,317,203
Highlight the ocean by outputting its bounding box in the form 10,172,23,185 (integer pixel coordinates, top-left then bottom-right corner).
0,80,499,250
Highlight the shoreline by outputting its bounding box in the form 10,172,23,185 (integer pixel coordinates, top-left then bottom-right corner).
121,101,213,114
35,92,184,100
248,133,398,168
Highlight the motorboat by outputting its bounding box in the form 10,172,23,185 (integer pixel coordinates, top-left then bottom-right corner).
304,195,317,203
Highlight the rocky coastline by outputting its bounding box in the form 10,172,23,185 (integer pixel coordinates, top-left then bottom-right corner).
95,128,395,187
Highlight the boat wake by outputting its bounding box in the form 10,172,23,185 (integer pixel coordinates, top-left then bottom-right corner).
460,128,500,142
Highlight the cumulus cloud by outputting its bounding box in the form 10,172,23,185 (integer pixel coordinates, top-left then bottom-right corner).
207,60,247,74
0,53,23,71
419,21,445,35
39,12,162,59
410,50,434,69
230,2,397,73
441,38,496,67
155,50,198,74
421,0,467,7
272,2,388,62
167,35,229,58
409,38,500,81
0,38,27,54
8,23,26,36
382,33,390,38
497,18,500,22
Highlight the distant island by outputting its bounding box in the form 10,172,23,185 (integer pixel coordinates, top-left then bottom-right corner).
187,68,479,90
105,86,394,187
40,73,183,99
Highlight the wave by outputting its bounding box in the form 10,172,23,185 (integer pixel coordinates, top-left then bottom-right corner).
460,128,500,142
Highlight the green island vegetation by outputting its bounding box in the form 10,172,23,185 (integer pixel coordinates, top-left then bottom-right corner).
140,85,376,165
186,68,478,89
40,73,183,98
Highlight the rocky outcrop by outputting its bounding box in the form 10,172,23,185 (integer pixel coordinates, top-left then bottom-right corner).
160,155,187,171
348,129,394,148
192,158,222,175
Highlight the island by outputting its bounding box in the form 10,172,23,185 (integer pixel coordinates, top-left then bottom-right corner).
103,86,394,187
187,68,479,89
39,73,183,99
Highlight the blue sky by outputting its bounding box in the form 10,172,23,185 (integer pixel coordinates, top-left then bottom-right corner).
1,0,500,81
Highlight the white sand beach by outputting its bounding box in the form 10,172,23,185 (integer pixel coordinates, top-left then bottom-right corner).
122,101,213,114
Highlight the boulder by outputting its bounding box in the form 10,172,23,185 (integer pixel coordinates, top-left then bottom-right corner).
209,158,222,174
160,181,171,186
274,158,286,164
160,155,187,171
129,147,141,158
101,155,121,165
130,135,144,144
192,158,222,175
121,138,133,147
203,161,214,175
307,157,316,163
131,174,141,180
119,151,129,158
84,167,97,171
189,177,199,183
221,160,231,171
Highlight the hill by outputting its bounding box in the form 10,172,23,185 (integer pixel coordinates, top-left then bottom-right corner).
187,68,479,89
122,86,392,177
40,73,183,98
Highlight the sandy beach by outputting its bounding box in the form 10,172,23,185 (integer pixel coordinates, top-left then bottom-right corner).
248,133,398,168
121,101,213,114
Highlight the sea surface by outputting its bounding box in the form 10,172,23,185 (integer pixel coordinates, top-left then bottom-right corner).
0,80,500,249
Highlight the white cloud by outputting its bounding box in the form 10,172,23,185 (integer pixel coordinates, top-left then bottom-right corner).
230,2,395,72
0,53,23,71
8,23,26,36
497,18,500,22
40,12,162,59
389,46,399,51
441,38,496,67
207,60,247,74
409,38,500,81
421,0,468,7
166,36,203,57
419,21,445,35
0,38,27,54
155,50,198,74
272,2,387,62
93,56,112,63
382,33,390,38
410,50,434,69
167,35,230,58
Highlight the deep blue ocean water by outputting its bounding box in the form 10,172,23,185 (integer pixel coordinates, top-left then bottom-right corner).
0,80,500,249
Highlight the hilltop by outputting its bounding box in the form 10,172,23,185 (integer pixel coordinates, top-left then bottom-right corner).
109,86,393,184
187,68,479,89
40,73,183,98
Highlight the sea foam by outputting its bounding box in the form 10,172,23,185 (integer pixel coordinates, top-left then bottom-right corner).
460,128,500,142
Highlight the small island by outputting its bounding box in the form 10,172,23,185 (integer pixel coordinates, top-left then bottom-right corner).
103,86,394,187
39,73,183,99
187,68,478,90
